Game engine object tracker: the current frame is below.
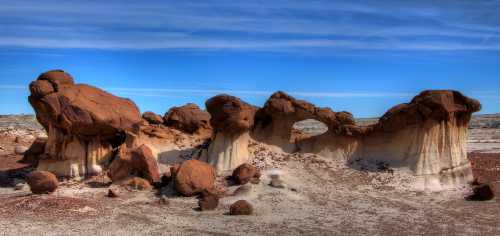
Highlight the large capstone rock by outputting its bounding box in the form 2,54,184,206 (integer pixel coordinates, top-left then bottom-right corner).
172,159,216,197
25,171,59,194
163,103,211,135
108,144,161,185
28,70,142,178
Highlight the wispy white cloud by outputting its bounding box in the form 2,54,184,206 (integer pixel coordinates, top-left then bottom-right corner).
0,0,499,51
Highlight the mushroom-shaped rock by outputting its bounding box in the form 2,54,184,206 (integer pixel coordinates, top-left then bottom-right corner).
172,159,216,196
201,95,257,171
229,200,253,215
25,171,59,194
232,163,260,185
361,90,481,190
28,70,142,178
163,103,211,135
142,111,163,125
108,144,161,184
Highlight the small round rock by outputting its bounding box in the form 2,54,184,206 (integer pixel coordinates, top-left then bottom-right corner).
229,200,253,215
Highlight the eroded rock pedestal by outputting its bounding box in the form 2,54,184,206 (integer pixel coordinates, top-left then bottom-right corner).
201,95,257,172
29,70,142,178
253,91,481,190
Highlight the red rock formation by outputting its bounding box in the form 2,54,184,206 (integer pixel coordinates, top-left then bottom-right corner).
172,159,216,196
201,95,257,171
164,103,212,136
255,90,480,190
29,70,142,178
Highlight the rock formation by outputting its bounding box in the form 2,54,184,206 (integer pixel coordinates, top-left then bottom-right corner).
28,70,142,178
163,103,212,136
201,95,257,171
255,90,480,190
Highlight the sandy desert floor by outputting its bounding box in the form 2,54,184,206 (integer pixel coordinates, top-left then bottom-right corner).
1,115,500,235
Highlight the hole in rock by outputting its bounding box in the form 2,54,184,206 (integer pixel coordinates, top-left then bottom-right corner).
291,119,328,140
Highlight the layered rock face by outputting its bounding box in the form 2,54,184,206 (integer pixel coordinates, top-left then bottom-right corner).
29,70,142,178
201,95,257,171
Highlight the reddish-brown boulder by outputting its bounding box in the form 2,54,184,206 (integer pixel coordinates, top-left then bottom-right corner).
229,200,253,215
142,111,163,125
25,171,59,194
205,95,257,134
108,144,160,184
164,103,211,134
232,163,260,185
173,159,216,196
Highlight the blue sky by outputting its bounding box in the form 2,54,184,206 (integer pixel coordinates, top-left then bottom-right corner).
0,0,499,117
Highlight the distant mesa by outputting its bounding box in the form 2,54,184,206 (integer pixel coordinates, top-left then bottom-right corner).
25,69,481,191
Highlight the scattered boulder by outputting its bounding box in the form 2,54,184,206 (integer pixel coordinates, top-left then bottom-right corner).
120,177,152,191
198,191,219,211
107,189,119,198
164,103,211,135
229,200,253,215
142,111,164,125
108,144,161,185
25,171,59,194
466,184,494,201
232,163,260,185
269,174,286,188
173,159,216,197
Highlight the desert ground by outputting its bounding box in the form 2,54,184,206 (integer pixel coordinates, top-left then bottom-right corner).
1,114,500,235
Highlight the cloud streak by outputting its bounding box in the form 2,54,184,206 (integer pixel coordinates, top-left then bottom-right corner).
0,0,499,51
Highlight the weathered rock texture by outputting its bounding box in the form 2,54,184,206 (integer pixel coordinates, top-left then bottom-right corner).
142,111,163,125
201,95,257,171
29,70,142,178
254,91,481,190
164,103,212,136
